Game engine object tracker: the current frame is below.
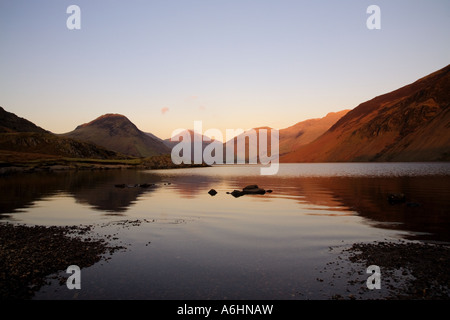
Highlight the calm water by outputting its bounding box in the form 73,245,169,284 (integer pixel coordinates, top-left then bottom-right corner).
1,163,450,299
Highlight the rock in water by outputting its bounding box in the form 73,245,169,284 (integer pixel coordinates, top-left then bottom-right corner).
230,190,245,198
243,185,259,190
208,189,218,196
242,185,266,195
229,185,267,198
388,193,406,204
139,183,156,188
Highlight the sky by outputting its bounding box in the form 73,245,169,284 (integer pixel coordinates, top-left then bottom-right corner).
0,0,449,140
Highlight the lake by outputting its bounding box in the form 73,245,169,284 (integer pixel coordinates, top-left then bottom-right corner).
1,163,449,299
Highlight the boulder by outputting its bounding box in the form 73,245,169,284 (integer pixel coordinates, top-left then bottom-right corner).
228,185,269,198
208,189,218,196
406,202,421,207
139,183,156,188
388,193,406,204
242,185,266,195
243,185,259,190
230,190,245,198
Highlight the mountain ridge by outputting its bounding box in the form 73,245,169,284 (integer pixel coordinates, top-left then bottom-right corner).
63,113,170,158
2,64,449,164
0,108,127,161
281,64,450,162
279,110,350,156
0,107,48,134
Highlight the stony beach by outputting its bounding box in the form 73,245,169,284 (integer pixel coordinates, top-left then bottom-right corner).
327,240,450,300
1,220,449,300
0,222,125,299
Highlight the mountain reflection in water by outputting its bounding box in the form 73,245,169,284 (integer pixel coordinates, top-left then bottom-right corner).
0,164,449,242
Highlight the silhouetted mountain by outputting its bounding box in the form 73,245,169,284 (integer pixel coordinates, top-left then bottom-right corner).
0,107,125,161
146,132,165,143
281,64,450,162
63,114,170,157
0,107,48,133
0,132,123,161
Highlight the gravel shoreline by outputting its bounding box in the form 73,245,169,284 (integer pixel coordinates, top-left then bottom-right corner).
0,223,125,300
2,222,449,300
330,240,450,300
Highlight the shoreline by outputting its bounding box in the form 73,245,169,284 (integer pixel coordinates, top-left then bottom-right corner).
0,156,209,176
327,240,450,300
1,222,449,300
0,222,126,300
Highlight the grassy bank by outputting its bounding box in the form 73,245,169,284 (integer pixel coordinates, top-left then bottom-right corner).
0,153,208,175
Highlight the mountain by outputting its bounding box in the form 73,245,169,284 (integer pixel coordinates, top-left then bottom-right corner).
220,110,349,163
279,110,350,156
146,132,165,143
222,127,275,163
0,132,123,161
164,129,223,162
63,114,170,158
0,106,48,134
281,64,450,162
0,107,124,161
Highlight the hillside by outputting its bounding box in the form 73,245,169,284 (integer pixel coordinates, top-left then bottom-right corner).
0,107,48,134
281,64,450,162
165,129,223,162
0,132,124,161
279,110,350,156
63,114,170,158
0,107,128,163
219,110,349,163
222,127,274,163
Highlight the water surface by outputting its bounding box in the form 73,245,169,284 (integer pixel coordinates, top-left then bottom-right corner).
1,163,449,299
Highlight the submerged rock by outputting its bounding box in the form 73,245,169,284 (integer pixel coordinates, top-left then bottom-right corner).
243,185,259,190
116,183,157,188
228,185,270,198
242,185,266,195
139,183,156,188
406,202,421,207
230,190,245,198
388,193,406,204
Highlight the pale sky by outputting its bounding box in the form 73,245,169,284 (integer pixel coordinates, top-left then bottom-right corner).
1,0,449,139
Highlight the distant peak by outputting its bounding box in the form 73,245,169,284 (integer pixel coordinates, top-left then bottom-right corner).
77,113,131,129
325,109,351,117
252,126,273,131
95,113,128,120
